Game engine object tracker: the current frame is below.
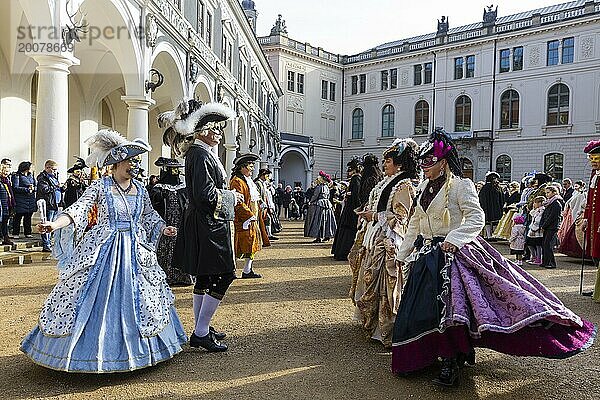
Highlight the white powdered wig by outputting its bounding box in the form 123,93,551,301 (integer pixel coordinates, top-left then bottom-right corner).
174,102,236,136
85,129,128,167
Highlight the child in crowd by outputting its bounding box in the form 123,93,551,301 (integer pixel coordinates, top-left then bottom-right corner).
509,214,526,265
526,196,546,265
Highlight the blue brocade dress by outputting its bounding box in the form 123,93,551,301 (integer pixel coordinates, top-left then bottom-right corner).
21,177,187,373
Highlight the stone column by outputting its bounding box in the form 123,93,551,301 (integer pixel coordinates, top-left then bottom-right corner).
121,95,156,171
32,54,79,178
273,165,280,184
224,143,238,181
305,169,313,189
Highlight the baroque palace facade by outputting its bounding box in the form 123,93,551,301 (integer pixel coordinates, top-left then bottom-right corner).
258,0,600,187
1,0,281,178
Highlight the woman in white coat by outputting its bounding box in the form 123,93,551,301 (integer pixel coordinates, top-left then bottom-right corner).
391,129,595,387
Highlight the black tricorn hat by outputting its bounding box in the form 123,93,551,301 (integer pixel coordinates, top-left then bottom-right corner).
233,153,259,166
154,157,183,168
534,173,552,185
258,168,272,176
67,156,87,173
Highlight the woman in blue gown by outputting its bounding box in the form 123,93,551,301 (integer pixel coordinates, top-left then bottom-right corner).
20,130,187,373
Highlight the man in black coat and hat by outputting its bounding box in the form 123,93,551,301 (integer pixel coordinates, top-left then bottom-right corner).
150,157,192,286
159,100,242,352
64,157,88,208
478,171,504,239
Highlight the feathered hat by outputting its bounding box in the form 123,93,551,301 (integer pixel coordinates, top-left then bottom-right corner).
418,128,462,177
85,129,151,168
383,138,418,160
318,170,332,183
361,153,379,167
584,140,600,154
346,156,362,172
159,99,236,157
67,156,88,173
154,157,183,168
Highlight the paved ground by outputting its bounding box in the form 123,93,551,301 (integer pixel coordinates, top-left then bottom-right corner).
1,221,599,399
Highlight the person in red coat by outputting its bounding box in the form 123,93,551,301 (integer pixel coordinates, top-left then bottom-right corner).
582,140,600,301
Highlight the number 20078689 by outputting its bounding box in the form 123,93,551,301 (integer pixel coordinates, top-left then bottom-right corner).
18,42,74,53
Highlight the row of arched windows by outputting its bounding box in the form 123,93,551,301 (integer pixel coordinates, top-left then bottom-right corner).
350,83,571,139
493,153,564,182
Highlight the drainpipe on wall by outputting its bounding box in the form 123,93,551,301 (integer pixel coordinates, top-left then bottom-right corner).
340,68,345,177
490,38,498,172
431,51,437,132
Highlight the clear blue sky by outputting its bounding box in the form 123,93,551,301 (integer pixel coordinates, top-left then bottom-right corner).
253,0,564,54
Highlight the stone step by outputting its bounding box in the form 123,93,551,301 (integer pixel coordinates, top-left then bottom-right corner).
0,240,42,254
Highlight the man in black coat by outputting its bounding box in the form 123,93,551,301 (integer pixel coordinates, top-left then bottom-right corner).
562,178,574,202
540,184,563,269
161,100,241,352
478,171,504,239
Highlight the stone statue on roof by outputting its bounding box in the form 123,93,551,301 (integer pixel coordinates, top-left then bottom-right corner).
437,16,448,35
483,5,498,25
270,14,288,36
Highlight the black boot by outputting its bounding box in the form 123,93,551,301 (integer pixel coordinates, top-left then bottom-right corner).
433,358,459,387
457,349,476,367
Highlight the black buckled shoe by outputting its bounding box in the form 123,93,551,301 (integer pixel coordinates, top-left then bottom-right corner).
582,290,594,297
433,358,459,387
210,326,226,340
189,332,228,352
241,270,262,279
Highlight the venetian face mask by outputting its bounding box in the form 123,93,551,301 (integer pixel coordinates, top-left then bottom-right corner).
419,154,439,169
126,156,142,178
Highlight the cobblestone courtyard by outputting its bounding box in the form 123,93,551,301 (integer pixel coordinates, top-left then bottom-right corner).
1,222,599,399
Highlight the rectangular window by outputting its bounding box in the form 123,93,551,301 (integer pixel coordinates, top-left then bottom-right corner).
547,40,559,66
359,74,366,93
329,82,336,101
465,55,475,78
221,35,227,64
206,11,212,47
562,37,574,64
454,57,464,79
351,76,358,95
287,71,295,92
424,63,432,84
297,73,304,94
390,68,398,89
321,80,328,100
499,49,510,73
198,1,205,38
414,64,422,85
513,46,523,71
227,43,233,70
381,70,389,90
295,112,304,134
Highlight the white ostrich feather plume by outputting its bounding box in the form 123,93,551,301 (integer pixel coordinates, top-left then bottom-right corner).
85,129,127,167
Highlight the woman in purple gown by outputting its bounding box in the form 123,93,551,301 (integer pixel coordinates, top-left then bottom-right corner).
391,129,596,387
